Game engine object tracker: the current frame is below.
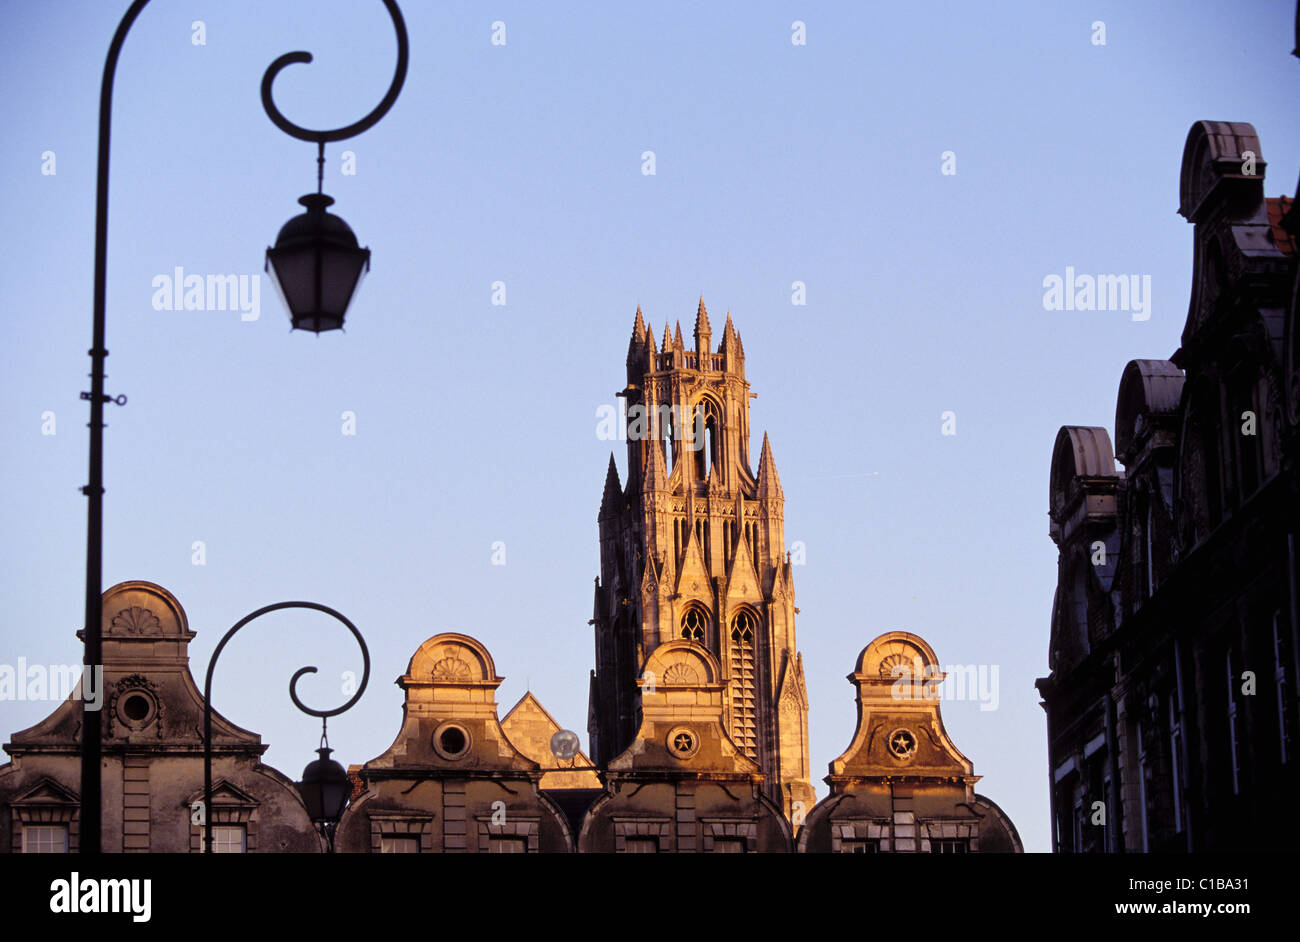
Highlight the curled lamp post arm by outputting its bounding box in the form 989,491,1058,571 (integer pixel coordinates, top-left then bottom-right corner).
202,601,369,854
260,0,409,144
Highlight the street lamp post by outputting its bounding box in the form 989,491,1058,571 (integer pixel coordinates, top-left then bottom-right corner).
202,602,370,854
80,0,407,852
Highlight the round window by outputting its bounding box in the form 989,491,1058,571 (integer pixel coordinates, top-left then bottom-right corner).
123,694,150,720
116,690,155,727
432,722,472,760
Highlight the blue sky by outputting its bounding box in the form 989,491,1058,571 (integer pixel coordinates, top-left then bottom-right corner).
1,1,1297,853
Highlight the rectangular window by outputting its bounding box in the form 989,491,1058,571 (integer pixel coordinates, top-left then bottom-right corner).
1145,501,1156,597
211,824,246,854
1275,611,1292,765
379,835,420,853
622,836,658,854
1227,372,1260,501
1168,696,1184,833
1226,649,1240,796
709,837,747,853
487,836,528,854
931,839,969,854
841,839,879,854
1102,772,1112,851
1136,719,1150,853
23,824,69,854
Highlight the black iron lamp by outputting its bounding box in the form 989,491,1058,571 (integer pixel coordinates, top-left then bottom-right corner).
266,191,370,333
296,721,353,850
257,0,408,332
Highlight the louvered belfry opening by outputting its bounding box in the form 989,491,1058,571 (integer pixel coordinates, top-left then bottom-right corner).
729,610,758,759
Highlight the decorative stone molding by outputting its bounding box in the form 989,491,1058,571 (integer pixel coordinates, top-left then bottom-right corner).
699,818,758,852
109,605,163,636
474,814,539,852
829,818,892,853
612,816,671,853
918,819,979,853
10,780,79,854
107,674,163,740
185,782,261,853
367,812,435,853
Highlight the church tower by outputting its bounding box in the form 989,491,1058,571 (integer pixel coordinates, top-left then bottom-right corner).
589,299,816,818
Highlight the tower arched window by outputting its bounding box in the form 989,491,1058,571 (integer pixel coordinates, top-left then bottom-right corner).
728,610,758,759
680,607,708,643
693,398,720,480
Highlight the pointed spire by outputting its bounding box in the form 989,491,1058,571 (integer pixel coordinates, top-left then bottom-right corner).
755,432,783,499
599,453,622,516
673,320,684,350
644,434,668,492
627,305,647,367
719,312,739,357
644,321,657,355
706,462,722,493
694,296,712,354
662,322,673,351
592,575,607,623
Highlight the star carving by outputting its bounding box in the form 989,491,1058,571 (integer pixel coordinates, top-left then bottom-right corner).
888,729,917,759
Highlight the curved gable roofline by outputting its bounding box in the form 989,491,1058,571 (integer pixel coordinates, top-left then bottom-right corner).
1115,359,1185,462
1179,120,1265,223
1050,426,1117,513
402,632,502,688
854,631,941,677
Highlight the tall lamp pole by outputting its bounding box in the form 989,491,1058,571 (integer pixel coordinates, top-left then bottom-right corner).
80,0,407,853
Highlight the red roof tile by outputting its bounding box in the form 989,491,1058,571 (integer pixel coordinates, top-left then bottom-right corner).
1267,196,1295,255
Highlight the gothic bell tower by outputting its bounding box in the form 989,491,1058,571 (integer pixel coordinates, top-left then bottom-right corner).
588,299,816,818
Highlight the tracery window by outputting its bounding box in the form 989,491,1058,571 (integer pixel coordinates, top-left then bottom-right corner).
680,607,707,643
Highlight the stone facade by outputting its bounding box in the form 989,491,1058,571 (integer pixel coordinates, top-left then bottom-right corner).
334,634,575,853
0,581,320,853
500,692,601,791
798,632,1022,853
576,637,793,852
1037,121,1300,852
